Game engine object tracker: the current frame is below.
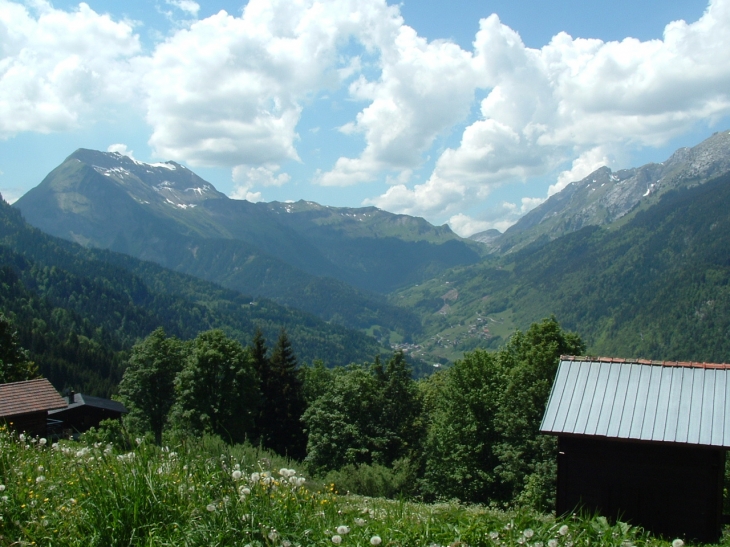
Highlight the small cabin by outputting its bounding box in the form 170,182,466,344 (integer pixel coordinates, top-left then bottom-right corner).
0,378,67,438
48,391,127,437
541,356,730,542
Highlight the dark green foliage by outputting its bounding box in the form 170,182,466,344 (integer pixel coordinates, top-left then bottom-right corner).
172,330,260,444
255,329,307,459
303,352,423,476
118,328,185,444
0,312,38,383
421,318,583,509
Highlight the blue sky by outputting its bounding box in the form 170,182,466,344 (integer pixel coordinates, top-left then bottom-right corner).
1,0,728,235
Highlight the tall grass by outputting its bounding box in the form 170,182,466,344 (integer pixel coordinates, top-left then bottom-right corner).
0,425,708,547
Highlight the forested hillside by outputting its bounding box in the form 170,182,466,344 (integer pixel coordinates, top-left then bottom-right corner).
395,171,730,364
0,197,383,396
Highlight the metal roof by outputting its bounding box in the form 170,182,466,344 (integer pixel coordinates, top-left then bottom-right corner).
48,393,127,415
0,378,67,418
540,356,730,448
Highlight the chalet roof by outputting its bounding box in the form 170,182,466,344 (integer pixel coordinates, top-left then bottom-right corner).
48,393,127,415
540,356,730,448
0,378,67,418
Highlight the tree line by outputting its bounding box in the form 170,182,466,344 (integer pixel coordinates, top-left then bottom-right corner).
116,316,583,510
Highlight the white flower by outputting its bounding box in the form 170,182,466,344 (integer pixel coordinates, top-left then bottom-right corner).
232,470,242,480
206,503,216,512
354,518,366,527
672,541,684,547
337,526,350,535
523,529,534,539
35,475,45,483
331,535,342,544
558,525,569,536
370,536,382,546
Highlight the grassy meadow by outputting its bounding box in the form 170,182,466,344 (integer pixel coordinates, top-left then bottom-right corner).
0,426,708,547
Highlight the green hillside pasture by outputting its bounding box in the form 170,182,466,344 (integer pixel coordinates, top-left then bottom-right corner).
0,426,693,547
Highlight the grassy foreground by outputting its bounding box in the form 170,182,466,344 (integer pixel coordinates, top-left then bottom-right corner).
0,426,708,547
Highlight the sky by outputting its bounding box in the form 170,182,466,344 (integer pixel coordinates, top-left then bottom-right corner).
1,0,728,236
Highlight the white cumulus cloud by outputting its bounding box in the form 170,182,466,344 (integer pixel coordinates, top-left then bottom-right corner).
0,0,141,138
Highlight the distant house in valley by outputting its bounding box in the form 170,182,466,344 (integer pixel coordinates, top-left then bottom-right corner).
540,356,730,543
0,378,67,438
48,390,127,437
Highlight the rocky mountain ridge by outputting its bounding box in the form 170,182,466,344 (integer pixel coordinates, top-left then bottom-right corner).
490,130,730,254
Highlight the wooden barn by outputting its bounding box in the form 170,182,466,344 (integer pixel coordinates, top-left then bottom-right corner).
0,378,67,438
540,356,730,542
48,390,127,437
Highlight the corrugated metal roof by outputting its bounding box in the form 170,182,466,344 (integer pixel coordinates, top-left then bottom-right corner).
540,356,730,447
0,378,67,418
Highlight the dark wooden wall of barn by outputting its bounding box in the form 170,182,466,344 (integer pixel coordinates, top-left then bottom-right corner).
557,436,724,543
1,412,48,438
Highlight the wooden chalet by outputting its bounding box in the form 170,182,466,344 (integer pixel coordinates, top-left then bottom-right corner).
0,378,67,438
49,390,127,436
540,356,730,542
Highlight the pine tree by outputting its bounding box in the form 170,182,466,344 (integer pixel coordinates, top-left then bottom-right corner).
258,328,307,459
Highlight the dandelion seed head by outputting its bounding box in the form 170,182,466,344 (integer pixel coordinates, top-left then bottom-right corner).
672,540,684,547
337,525,350,535
206,503,216,512
559,525,569,536
19,434,26,442
0,485,4,492
549,540,558,547
35,475,45,483
354,518,366,526
39,438,47,446
370,536,382,546
268,530,279,541
524,529,534,539
331,535,342,544
232,470,242,480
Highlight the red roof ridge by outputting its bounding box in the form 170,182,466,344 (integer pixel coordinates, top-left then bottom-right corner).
560,355,730,369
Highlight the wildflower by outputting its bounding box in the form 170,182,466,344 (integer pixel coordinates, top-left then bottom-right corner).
206,503,216,512
524,529,534,539
331,535,342,544
354,518,366,527
35,475,45,483
337,526,350,535
232,470,242,480
672,541,684,547
558,525,569,536
370,536,382,546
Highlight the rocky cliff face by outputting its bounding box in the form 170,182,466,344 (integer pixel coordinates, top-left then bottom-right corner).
492,130,730,254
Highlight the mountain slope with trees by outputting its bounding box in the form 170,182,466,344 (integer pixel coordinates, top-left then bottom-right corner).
0,196,383,396
395,169,730,364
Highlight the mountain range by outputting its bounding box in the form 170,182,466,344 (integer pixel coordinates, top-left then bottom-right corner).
11,129,730,370
15,149,481,340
